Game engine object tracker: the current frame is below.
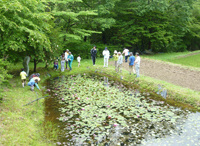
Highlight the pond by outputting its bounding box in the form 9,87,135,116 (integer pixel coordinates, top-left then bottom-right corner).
44,74,200,145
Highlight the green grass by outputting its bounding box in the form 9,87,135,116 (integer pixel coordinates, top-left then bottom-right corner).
1,56,200,145
169,53,200,68
143,50,200,61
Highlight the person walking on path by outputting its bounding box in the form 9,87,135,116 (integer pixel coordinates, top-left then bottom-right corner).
113,50,118,71
20,68,27,88
102,47,110,67
67,52,74,71
65,49,69,70
91,46,97,66
122,48,129,63
61,53,65,72
129,52,136,75
134,52,141,78
117,52,123,73
77,55,81,67
23,55,31,76
28,78,41,91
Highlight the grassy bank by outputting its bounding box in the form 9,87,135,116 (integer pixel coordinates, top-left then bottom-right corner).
1,55,200,145
143,50,200,68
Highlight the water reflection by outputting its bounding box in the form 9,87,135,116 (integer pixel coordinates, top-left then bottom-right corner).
142,112,200,145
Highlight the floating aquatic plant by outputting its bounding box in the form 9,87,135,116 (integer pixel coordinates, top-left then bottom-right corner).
46,75,190,145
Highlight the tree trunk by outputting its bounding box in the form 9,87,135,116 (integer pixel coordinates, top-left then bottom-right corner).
34,58,37,72
84,36,87,42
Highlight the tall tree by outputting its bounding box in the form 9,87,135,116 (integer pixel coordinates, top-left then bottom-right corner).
105,0,195,52
0,0,53,71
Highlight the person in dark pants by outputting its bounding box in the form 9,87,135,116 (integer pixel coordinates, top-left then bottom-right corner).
90,46,97,66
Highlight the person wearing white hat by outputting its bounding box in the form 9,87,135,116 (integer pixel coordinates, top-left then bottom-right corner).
102,47,110,67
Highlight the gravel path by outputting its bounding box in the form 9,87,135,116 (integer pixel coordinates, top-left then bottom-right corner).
109,58,200,91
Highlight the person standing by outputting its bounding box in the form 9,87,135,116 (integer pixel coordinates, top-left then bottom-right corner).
129,52,136,75
122,48,129,63
134,52,141,78
23,55,31,76
113,50,118,71
61,53,65,72
117,52,123,73
91,46,97,66
54,58,59,70
67,52,74,71
65,49,69,70
20,68,27,88
102,47,110,67
77,55,81,67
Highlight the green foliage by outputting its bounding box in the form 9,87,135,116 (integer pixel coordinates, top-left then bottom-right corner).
0,59,12,101
0,0,53,67
101,0,199,53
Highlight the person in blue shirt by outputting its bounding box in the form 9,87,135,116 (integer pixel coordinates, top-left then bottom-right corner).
28,78,41,91
67,52,74,71
129,52,136,75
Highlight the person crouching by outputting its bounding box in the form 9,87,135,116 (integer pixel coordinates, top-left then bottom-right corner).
28,78,41,91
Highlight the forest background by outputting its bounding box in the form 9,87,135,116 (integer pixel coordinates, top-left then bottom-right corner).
0,0,200,88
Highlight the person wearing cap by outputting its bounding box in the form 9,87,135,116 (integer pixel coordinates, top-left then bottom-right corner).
113,50,118,71
28,78,41,91
122,48,129,63
65,49,69,70
29,73,40,81
67,52,74,71
90,46,97,66
117,52,123,73
129,52,136,75
134,52,141,78
102,47,110,67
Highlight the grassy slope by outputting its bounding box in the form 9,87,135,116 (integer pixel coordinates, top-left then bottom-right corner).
143,50,200,68
170,53,200,68
1,54,200,145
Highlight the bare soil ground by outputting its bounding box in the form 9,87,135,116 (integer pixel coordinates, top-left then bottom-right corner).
109,59,200,91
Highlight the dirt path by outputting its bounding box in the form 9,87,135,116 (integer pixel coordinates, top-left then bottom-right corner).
109,59,200,91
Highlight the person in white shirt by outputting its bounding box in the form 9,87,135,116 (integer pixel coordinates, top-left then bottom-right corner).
117,52,123,73
65,49,69,70
77,55,81,67
102,47,110,67
122,48,129,63
134,52,141,78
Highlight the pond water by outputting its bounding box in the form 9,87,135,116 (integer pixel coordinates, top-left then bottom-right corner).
44,74,200,145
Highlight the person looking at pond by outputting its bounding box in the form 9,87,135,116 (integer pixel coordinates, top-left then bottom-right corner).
67,52,74,71
134,52,141,78
102,47,110,67
65,49,69,70
113,50,118,71
61,53,65,72
117,52,123,73
91,46,97,66
129,52,136,75
28,78,41,91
